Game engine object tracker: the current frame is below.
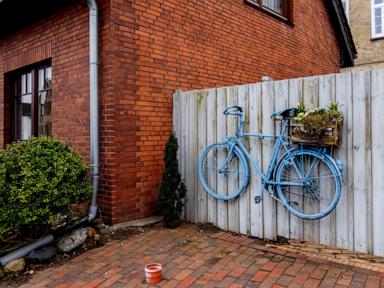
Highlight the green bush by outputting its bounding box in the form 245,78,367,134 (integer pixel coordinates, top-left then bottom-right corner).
0,137,92,240
158,132,186,228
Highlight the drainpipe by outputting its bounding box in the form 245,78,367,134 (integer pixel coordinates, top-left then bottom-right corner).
87,0,99,221
0,0,99,267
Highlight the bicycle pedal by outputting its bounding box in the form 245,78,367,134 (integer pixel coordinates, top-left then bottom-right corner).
254,196,262,204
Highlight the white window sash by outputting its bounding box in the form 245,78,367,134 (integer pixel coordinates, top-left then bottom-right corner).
372,0,384,38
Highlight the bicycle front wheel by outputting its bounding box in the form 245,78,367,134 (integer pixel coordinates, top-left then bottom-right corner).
275,149,341,220
198,143,249,201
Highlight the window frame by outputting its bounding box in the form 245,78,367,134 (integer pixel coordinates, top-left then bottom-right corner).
245,0,292,23
9,61,52,142
372,0,384,39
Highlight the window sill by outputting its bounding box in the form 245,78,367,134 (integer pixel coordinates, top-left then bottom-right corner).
371,35,384,41
244,0,293,26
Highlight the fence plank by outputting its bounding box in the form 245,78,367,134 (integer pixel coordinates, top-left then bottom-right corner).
261,81,277,240
288,78,304,240
188,92,198,223
238,85,250,235
217,87,228,230
335,72,352,249
318,74,336,247
352,71,371,253
274,80,290,239
207,89,218,226
302,76,320,243
181,92,190,220
249,83,264,238
227,86,240,233
371,69,384,256
197,91,208,223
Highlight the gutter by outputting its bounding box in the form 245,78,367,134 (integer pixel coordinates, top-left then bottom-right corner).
0,0,100,266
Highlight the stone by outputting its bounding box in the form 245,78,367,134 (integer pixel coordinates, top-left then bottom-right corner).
27,244,57,262
0,268,4,279
94,234,101,241
56,228,88,252
86,227,96,239
4,258,25,273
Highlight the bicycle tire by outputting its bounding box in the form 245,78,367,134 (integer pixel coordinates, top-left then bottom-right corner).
275,149,341,220
198,143,249,200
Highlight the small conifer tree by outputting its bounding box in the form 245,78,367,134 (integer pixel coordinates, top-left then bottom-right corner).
158,132,187,228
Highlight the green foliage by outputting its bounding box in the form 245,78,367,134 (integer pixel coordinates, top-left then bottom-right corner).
158,132,186,228
0,137,92,240
297,102,306,114
293,101,343,137
327,100,343,120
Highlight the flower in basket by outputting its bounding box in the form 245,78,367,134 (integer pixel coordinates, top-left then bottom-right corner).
292,101,343,139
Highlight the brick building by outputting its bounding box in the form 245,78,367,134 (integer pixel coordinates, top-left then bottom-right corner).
0,0,355,224
342,0,384,70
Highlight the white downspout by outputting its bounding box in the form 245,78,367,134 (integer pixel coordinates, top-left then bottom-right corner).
87,0,99,221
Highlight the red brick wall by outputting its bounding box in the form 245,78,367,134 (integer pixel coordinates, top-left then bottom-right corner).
107,0,341,223
0,0,341,224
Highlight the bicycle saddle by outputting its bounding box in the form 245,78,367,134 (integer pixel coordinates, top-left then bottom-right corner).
271,108,298,119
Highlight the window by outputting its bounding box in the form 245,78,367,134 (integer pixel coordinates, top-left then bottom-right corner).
11,64,52,141
245,0,290,20
341,0,349,21
372,0,384,38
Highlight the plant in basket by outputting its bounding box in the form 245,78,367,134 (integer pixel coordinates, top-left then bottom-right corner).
290,101,343,146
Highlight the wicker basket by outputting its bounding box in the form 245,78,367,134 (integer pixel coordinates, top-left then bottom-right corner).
289,118,343,147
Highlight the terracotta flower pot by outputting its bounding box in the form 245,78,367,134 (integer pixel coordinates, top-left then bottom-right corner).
144,263,162,285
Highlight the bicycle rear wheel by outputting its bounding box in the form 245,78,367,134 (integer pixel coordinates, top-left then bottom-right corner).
198,143,249,200
275,149,341,220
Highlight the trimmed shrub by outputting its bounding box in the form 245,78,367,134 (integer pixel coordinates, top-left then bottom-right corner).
158,132,186,228
0,137,92,240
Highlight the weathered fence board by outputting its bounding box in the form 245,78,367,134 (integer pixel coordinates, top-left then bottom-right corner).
287,78,304,240
207,89,217,226
216,87,228,231
174,68,384,256
249,83,264,238
318,74,336,247
371,69,384,256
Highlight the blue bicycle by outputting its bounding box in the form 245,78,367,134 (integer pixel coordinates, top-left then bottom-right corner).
198,106,342,220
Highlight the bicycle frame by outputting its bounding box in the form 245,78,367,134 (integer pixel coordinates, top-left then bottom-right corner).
222,114,329,202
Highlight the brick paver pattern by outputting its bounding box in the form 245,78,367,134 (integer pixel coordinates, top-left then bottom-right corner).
18,224,384,287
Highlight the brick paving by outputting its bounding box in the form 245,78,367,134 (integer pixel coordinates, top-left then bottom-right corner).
17,224,384,287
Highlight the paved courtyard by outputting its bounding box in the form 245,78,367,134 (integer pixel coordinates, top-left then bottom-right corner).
18,224,384,288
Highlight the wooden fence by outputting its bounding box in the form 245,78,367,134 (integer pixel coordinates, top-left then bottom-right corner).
173,69,384,256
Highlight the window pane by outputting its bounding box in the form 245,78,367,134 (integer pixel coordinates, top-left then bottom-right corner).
375,0,383,5
38,69,45,91
20,94,32,140
38,90,52,136
21,74,26,95
375,8,382,35
26,73,32,94
45,67,52,89
264,0,282,13
263,0,288,16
